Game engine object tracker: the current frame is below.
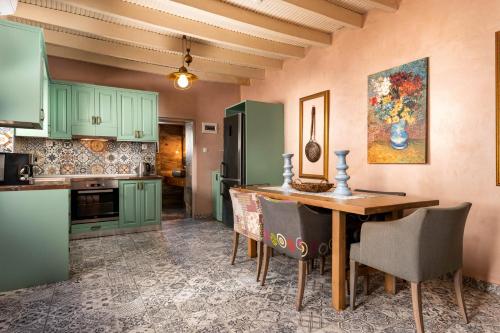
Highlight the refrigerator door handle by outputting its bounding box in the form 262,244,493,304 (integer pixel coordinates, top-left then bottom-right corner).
220,162,226,178
220,180,224,196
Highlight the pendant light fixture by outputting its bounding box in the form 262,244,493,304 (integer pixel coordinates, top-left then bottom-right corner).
168,35,198,90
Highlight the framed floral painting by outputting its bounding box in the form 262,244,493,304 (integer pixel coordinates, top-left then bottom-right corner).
368,58,428,164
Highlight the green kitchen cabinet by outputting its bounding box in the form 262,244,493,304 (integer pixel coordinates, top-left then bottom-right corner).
0,189,69,292
142,180,162,225
117,92,158,142
0,19,47,129
15,61,50,137
95,87,118,137
117,91,139,141
225,100,284,186
119,180,142,228
49,83,72,139
119,179,161,228
72,85,96,136
212,171,222,221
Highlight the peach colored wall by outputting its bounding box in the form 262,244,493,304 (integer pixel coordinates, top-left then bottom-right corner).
241,0,500,284
48,56,240,216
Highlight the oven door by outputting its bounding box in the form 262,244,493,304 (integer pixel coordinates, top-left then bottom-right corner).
71,188,119,224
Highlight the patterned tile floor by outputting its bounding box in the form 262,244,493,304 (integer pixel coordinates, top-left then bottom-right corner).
0,219,499,333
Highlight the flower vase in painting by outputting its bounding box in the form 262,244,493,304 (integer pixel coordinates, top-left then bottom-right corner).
368,58,428,163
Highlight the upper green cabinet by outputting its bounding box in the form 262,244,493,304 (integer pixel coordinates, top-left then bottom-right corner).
71,85,118,137
49,83,72,139
118,91,158,142
0,20,47,129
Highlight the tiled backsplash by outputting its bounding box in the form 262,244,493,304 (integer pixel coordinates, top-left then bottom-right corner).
0,128,14,152
14,137,156,176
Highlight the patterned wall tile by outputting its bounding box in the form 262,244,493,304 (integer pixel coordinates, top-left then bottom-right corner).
0,128,14,152
14,137,156,175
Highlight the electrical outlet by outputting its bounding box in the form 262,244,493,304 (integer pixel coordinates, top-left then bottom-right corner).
202,147,208,153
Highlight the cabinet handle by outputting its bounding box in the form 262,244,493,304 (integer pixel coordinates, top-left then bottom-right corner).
40,109,44,121
137,182,140,190
140,182,144,190
91,116,95,125
90,225,101,231
140,131,144,138
98,116,102,125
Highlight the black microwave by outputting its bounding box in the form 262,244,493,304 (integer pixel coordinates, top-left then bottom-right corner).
0,152,32,185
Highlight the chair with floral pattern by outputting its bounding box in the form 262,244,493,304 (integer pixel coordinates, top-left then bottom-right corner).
258,196,332,311
229,189,264,281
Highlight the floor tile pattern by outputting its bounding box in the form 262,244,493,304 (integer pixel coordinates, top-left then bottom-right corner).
0,219,499,332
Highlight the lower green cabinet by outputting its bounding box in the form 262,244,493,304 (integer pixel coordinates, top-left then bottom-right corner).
119,179,161,227
212,171,222,221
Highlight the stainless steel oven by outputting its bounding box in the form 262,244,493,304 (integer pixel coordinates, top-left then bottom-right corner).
71,179,119,224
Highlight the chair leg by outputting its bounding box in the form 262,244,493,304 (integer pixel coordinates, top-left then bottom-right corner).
349,260,358,311
260,245,271,286
320,256,326,275
454,268,469,324
256,241,263,282
307,259,312,274
296,260,307,311
230,231,239,265
363,274,370,295
411,282,425,333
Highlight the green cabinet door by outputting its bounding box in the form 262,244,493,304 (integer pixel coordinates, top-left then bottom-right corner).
72,85,95,136
137,94,158,142
49,83,72,139
119,181,141,228
141,180,161,225
95,88,117,137
117,92,138,141
0,20,45,129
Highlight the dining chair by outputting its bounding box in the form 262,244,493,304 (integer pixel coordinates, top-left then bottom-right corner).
229,189,264,281
258,196,332,311
347,189,407,294
349,202,472,333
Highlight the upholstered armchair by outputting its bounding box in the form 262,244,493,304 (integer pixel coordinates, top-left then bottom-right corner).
349,203,472,333
229,189,264,281
258,196,332,311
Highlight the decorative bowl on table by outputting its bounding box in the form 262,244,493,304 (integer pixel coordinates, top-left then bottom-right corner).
291,179,334,193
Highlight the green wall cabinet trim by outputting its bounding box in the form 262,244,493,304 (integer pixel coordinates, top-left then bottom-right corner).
225,100,284,186
0,189,69,292
72,85,96,136
49,83,72,139
119,179,161,228
212,171,222,221
0,19,47,129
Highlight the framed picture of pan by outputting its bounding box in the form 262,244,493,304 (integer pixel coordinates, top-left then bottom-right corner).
299,90,330,180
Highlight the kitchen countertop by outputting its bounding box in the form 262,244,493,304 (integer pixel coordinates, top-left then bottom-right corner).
0,175,163,192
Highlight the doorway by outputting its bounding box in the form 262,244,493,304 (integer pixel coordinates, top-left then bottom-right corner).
157,118,194,220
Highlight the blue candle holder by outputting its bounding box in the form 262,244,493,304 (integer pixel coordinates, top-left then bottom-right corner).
333,150,352,196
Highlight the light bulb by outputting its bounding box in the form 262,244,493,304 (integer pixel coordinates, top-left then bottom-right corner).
176,74,189,89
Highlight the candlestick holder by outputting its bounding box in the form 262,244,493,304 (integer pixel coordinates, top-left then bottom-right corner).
282,153,294,190
333,150,352,196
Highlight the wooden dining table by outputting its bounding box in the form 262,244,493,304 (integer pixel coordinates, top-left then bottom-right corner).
237,186,439,311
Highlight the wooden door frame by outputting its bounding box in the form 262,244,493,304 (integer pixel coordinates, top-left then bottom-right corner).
496,32,500,185
158,116,195,218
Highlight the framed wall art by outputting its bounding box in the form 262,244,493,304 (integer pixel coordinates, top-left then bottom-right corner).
368,58,428,164
496,32,500,185
299,90,329,180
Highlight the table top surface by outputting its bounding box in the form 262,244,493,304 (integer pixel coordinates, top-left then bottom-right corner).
238,186,439,215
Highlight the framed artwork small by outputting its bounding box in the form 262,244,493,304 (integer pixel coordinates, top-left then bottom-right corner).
202,122,217,134
299,90,330,180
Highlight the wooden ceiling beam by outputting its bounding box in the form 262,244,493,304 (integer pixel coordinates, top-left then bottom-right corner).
169,0,331,47
46,45,250,85
58,0,305,58
282,0,364,28
362,0,399,12
43,29,265,80
14,3,282,69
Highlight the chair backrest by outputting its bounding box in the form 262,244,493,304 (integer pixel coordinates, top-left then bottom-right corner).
229,189,263,241
417,202,471,280
258,196,331,260
354,188,406,196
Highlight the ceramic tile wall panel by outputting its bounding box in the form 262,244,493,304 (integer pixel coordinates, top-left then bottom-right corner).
14,137,156,175
0,128,14,152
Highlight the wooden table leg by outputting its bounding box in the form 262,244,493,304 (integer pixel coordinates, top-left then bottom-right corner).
384,210,403,294
332,210,346,311
247,239,257,258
